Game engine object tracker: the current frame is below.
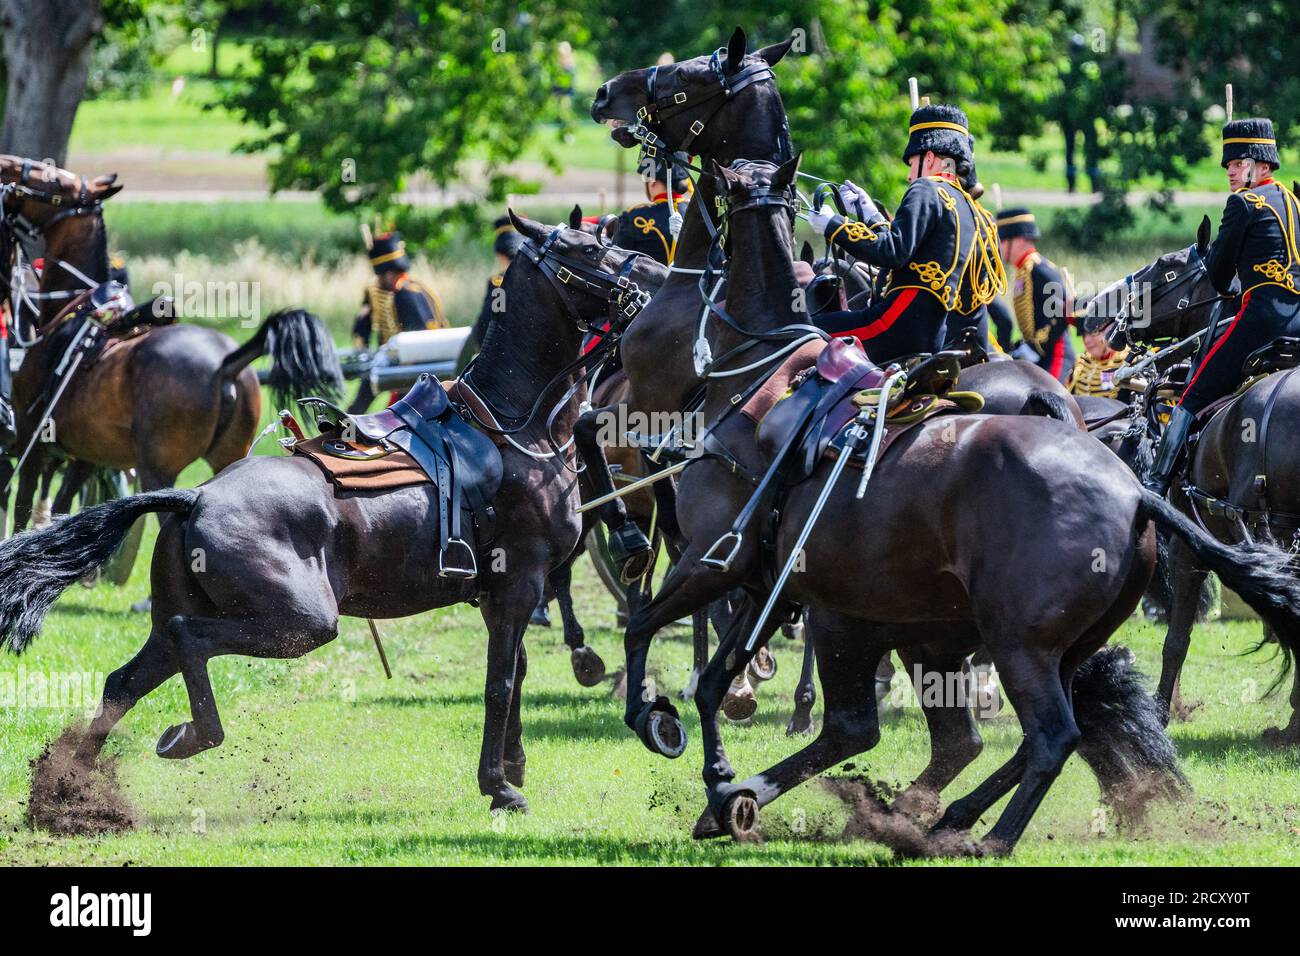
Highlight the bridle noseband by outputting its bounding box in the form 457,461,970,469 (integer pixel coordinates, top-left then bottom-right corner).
1102,245,1228,347
631,48,776,161
518,227,653,331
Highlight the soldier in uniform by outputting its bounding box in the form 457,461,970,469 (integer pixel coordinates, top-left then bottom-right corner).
349,230,448,413
806,103,1005,363
610,154,692,266
996,207,1076,383
1068,326,1129,398
1147,117,1300,494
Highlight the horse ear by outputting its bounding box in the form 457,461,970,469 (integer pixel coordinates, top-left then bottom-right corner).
726,27,747,72
773,151,802,189
569,204,582,230
799,240,815,264
508,207,540,241
757,35,795,67
1196,214,1211,255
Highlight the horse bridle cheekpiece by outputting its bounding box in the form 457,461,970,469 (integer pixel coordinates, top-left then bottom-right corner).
519,227,652,331
633,48,775,160
1106,245,1226,346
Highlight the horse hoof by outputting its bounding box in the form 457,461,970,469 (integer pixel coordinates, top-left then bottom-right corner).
781,617,805,642
645,709,686,758
1262,724,1300,748
570,646,606,687
692,806,725,840
679,668,700,701
503,759,526,788
785,712,816,737
722,688,757,723
721,791,760,842
155,723,218,760
747,646,778,684
617,549,654,586
892,786,942,824
529,604,552,628
489,789,529,813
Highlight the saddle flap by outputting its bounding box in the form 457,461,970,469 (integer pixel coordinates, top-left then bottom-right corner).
1242,336,1300,378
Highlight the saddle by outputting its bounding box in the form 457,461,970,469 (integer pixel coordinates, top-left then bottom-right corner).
1242,335,1300,378
701,337,980,573
299,373,503,579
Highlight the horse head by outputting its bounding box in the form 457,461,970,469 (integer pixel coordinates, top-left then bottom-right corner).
590,27,794,165
1080,216,1234,347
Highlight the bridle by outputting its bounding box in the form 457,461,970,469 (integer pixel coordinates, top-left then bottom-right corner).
0,165,111,346
457,227,656,463
1100,244,1230,348
631,48,776,163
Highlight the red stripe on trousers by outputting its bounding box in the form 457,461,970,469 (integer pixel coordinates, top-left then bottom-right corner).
846,288,919,340
1047,336,1066,380
1181,291,1251,402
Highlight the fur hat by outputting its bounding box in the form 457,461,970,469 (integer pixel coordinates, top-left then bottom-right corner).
995,207,1040,241
492,216,524,258
368,231,410,274
903,103,975,170
1221,118,1280,170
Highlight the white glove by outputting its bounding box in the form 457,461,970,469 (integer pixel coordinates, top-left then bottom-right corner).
1011,341,1038,362
807,203,835,236
839,179,872,214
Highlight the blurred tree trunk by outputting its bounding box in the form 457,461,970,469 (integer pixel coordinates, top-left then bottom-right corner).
0,0,104,165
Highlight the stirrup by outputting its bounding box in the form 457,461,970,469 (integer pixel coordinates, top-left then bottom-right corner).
438,539,478,579
699,531,743,572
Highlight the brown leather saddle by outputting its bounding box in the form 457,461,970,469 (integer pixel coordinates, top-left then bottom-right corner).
300,373,503,578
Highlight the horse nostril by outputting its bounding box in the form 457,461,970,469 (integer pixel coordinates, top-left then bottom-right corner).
590,85,609,120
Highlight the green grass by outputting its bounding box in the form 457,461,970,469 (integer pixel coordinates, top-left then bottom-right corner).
1,470,1298,865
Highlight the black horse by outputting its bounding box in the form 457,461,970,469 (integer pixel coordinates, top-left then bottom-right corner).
1084,222,1300,743
621,157,1300,853
0,214,667,822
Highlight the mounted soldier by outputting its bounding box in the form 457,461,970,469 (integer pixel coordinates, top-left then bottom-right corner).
610,153,692,265
996,206,1076,383
1146,117,1300,494
806,103,1004,363
349,230,448,413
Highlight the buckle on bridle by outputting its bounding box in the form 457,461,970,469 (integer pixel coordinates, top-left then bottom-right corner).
557,266,573,283
636,105,649,119
673,92,687,105
1164,271,1177,282
689,119,705,136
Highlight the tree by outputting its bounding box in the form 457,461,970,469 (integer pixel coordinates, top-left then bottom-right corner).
0,0,105,164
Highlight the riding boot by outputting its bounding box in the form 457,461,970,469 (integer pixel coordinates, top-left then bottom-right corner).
1143,405,1194,496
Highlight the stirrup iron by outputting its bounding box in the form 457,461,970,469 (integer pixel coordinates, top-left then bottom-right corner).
439,538,478,579
700,531,743,572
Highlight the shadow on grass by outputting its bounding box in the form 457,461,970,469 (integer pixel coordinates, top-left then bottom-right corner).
1173,729,1300,767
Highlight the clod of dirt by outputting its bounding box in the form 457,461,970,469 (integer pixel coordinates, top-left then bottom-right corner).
822,777,984,859
26,725,138,836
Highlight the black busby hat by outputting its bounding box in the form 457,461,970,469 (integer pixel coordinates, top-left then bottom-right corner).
994,207,1040,241
368,231,410,274
903,103,975,170
108,253,129,287
493,216,524,258
1221,118,1280,170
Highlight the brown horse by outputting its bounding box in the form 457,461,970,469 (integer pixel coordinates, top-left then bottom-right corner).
0,156,341,533
0,214,666,822
1083,228,1300,743
619,157,1300,853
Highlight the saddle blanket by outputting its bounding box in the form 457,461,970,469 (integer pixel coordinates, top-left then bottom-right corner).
291,435,429,492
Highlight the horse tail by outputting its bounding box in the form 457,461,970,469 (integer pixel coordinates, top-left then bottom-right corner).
1139,489,1300,679
1019,388,1076,424
1072,645,1189,820
0,489,198,653
219,308,343,409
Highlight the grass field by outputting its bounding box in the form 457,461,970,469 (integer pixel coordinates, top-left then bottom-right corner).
0,475,1298,866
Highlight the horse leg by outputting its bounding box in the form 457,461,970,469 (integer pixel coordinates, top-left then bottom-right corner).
551,556,604,686
51,459,96,516
1262,662,1300,747
698,608,886,840
786,631,817,736
573,402,652,580
503,642,528,787
1155,538,1206,724
477,574,541,811
74,631,180,766
680,607,710,701
892,643,984,822
156,610,338,759
10,446,46,532
965,650,1080,856
0,458,12,537
33,457,59,527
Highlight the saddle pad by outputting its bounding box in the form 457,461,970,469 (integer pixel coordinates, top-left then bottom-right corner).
291,435,429,492
741,340,825,424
